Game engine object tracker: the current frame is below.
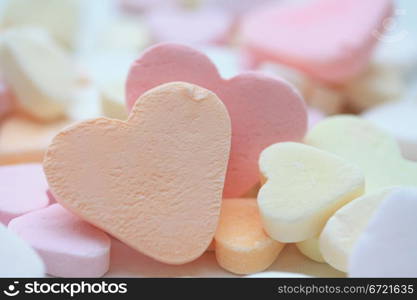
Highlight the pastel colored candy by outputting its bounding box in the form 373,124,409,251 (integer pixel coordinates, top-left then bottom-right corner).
0,27,77,121
146,9,233,45
1,0,113,52
214,198,284,274
296,236,325,263
0,115,71,165
363,100,417,161
258,142,364,242
0,224,45,277
44,82,231,264
0,80,14,119
126,43,307,197
343,63,404,111
305,115,417,192
0,163,49,224
320,188,394,272
349,188,417,277
241,0,393,83
8,204,111,277
246,271,311,278
301,116,417,267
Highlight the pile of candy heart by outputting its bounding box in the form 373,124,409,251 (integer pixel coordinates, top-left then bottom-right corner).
1,0,417,278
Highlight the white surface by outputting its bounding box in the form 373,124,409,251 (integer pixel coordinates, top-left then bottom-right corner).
106,239,344,278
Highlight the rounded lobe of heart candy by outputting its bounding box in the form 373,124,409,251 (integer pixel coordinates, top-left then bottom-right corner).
319,188,394,272
44,82,231,265
126,43,307,197
214,198,284,275
0,163,49,224
348,188,417,277
258,142,364,243
305,115,417,192
126,43,221,110
8,204,110,277
241,0,394,83
0,223,45,277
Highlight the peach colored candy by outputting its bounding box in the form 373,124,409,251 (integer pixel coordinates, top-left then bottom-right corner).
0,164,49,224
44,82,231,265
8,204,111,277
126,43,307,197
215,198,284,274
0,115,71,165
241,0,393,83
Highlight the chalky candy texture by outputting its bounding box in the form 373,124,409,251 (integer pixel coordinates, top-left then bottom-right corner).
215,198,284,274
126,43,307,197
44,82,231,265
258,142,364,242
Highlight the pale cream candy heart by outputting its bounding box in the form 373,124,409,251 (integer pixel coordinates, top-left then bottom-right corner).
301,115,417,265
258,142,364,243
44,82,231,265
320,188,395,272
0,27,77,121
0,224,44,277
305,115,417,192
296,236,325,263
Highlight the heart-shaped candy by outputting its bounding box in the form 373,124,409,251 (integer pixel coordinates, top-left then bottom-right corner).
126,43,307,197
44,82,231,264
349,188,417,277
8,204,111,277
241,0,393,83
306,115,417,192
258,142,364,243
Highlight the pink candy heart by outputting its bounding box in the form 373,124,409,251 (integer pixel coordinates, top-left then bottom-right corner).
126,43,307,197
241,0,394,83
